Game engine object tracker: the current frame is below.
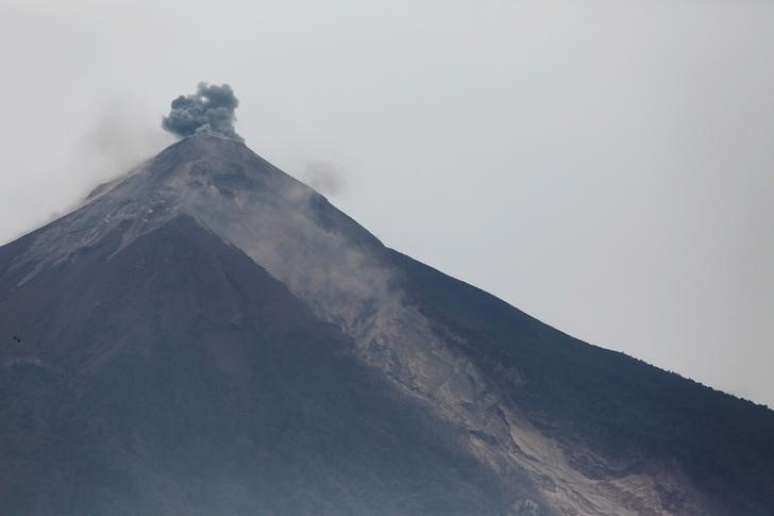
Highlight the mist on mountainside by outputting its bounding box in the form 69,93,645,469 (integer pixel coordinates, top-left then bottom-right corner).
0,116,772,514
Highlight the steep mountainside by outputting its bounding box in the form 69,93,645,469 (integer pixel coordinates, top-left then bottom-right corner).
0,217,515,515
1,134,772,515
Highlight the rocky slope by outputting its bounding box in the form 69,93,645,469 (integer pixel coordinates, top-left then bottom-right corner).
1,134,772,515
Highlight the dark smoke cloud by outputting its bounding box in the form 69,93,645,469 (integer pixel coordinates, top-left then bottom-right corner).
162,82,243,141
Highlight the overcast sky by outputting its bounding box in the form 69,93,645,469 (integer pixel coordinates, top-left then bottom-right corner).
1,0,772,408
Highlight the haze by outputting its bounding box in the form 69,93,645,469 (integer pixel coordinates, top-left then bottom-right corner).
0,0,772,408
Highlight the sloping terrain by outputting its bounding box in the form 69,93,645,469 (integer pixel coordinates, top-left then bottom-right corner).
0,216,518,516
391,251,774,515
1,134,772,515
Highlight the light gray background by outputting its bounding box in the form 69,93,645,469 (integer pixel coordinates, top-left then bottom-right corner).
1,0,772,407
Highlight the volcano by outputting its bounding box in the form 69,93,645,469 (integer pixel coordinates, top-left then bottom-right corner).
1,134,772,515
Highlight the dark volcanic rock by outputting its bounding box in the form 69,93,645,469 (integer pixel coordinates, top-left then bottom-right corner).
0,216,516,516
1,134,772,515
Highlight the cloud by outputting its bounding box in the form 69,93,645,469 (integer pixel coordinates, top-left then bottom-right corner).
302,160,347,197
162,82,243,141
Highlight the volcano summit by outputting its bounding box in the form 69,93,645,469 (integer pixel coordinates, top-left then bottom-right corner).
0,123,773,514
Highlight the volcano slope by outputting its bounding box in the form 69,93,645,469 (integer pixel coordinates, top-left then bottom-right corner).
0,135,772,515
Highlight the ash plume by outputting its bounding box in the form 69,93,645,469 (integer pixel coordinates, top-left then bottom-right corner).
162,82,243,141
303,160,347,197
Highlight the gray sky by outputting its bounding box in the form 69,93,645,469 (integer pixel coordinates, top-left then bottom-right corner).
1,0,772,407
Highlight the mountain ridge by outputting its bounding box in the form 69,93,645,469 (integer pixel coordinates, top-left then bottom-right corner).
1,134,772,515
1,213,517,515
